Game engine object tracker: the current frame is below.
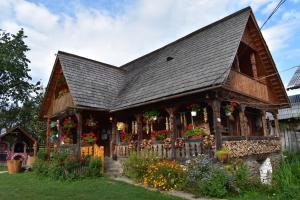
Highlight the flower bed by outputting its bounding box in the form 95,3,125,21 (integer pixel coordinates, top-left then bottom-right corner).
33,151,102,180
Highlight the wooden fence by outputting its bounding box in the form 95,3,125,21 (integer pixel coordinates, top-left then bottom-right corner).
81,144,104,174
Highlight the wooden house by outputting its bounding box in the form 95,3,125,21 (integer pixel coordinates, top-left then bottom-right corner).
0,127,38,165
40,7,289,165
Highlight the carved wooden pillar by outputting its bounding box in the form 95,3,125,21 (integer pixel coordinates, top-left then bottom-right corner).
250,52,258,79
46,118,51,160
75,111,82,158
135,114,143,151
166,107,177,159
56,119,62,151
261,110,268,136
235,55,240,72
272,111,280,136
33,141,38,157
239,105,248,137
211,99,222,150
110,118,117,158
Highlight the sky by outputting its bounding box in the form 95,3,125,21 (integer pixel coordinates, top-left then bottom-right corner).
1,0,300,95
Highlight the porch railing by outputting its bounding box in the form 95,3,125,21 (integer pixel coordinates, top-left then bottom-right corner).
115,139,214,161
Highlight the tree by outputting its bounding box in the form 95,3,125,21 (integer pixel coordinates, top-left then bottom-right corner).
0,29,45,141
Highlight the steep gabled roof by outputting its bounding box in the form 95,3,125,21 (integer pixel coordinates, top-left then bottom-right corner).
113,7,251,110
287,66,300,90
0,126,38,142
58,52,126,110
42,7,288,116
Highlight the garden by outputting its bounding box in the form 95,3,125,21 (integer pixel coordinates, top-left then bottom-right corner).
122,149,300,199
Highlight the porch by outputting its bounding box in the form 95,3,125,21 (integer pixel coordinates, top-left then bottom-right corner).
112,90,282,161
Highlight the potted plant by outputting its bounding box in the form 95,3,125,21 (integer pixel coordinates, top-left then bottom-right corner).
153,130,170,141
143,111,160,121
183,128,204,139
216,145,230,163
187,104,202,116
7,159,22,174
224,102,237,116
81,132,97,145
120,131,131,144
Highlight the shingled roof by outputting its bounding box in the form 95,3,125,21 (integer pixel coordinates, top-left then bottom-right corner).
42,7,259,115
114,7,251,110
58,52,126,109
287,66,300,90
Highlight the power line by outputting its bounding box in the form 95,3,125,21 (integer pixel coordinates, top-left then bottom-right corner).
260,0,287,30
257,64,299,80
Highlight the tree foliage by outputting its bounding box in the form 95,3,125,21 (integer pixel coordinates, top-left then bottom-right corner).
0,29,45,141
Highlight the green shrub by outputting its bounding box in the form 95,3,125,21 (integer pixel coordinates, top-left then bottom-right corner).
197,167,229,198
123,150,159,181
273,153,300,199
33,152,102,181
181,155,229,198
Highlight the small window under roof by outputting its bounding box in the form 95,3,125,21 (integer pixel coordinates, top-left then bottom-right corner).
166,57,174,61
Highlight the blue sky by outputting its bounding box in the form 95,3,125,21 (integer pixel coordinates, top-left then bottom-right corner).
1,0,300,95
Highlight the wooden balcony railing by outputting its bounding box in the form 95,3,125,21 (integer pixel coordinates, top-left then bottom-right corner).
227,70,269,102
115,139,214,161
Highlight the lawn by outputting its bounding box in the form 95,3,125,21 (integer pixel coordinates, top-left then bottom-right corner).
0,173,183,200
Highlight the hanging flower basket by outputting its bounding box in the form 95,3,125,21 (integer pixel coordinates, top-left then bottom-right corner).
85,115,99,128
187,104,201,117
62,117,77,130
224,102,238,117
225,112,232,116
143,110,160,121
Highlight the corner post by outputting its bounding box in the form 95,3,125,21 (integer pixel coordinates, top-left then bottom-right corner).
135,114,143,151
75,111,82,158
46,118,51,160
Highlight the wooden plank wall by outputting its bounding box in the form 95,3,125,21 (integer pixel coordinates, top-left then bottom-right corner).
227,70,269,102
47,92,74,116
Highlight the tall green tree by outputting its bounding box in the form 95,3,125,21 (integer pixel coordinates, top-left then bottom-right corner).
0,29,45,141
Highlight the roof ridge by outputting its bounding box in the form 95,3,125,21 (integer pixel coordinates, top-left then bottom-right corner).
57,51,126,72
120,6,252,69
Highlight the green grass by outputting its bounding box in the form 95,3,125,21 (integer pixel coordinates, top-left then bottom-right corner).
0,173,183,200
228,191,276,200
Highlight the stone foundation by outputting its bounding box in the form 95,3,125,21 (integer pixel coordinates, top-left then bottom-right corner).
243,153,282,179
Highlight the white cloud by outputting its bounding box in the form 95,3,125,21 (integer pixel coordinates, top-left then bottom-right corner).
262,9,300,52
0,0,297,87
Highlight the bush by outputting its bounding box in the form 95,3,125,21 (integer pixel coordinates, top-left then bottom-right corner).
143,160,184,191
181,155,253,198
272,151,300,199
197,167,229,198
33,152,102,181
123,150,158,181
181,155,229,198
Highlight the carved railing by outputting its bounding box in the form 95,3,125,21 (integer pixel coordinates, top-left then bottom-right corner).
115,139,213,161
